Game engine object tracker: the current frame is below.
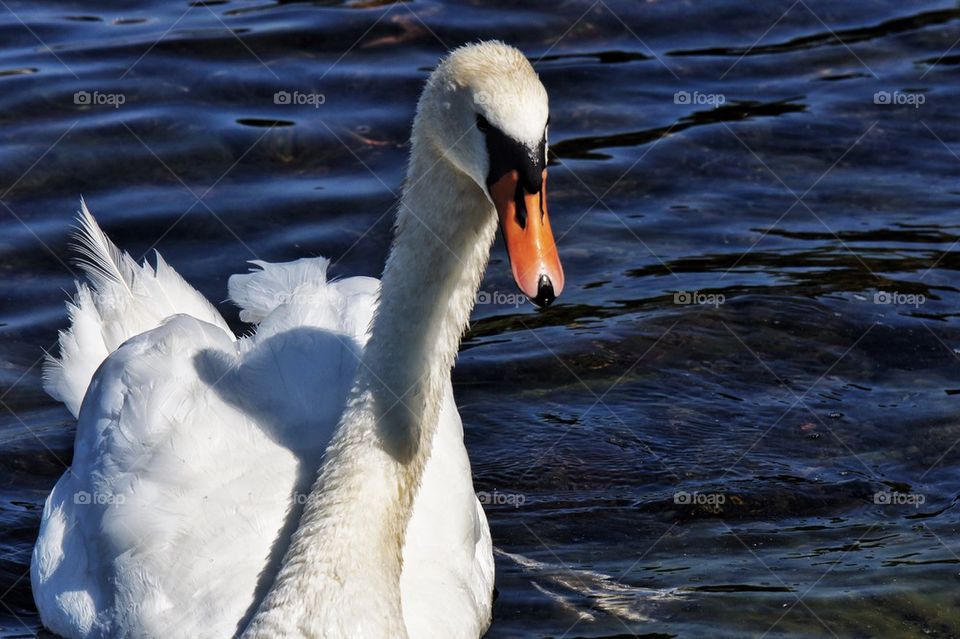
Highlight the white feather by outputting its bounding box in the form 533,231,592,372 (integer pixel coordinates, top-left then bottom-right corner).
33,209,492,639
44,202,232,417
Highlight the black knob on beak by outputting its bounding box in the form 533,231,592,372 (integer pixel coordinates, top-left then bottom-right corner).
531,274,556,308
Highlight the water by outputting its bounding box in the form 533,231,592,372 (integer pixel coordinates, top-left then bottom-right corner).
2,0,960,636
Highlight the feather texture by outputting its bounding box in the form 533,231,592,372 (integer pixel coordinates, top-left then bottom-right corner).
33,206,492,639
43,202,233,417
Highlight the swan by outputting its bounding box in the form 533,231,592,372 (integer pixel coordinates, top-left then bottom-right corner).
31,41,563,639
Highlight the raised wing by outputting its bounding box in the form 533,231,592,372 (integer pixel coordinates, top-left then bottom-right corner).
44,203,233,417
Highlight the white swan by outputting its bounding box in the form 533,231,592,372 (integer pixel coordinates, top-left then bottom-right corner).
31,41,563,639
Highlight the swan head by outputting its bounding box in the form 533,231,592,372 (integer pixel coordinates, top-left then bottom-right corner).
416,41,564,307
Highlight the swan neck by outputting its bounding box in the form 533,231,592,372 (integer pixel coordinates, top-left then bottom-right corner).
242,130,497,639
364,137,494,433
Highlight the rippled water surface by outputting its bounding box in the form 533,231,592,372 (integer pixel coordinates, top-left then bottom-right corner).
4,1,960,637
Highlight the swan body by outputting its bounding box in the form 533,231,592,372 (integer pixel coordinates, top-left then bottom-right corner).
32,41,561,639
33,214,493,638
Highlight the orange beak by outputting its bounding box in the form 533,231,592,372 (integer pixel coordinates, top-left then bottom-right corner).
490,169,564,307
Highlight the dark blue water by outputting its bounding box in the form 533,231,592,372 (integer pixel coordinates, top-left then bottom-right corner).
3,1,960,637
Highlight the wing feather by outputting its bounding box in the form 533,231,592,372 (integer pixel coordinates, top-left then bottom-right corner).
44,202,233,417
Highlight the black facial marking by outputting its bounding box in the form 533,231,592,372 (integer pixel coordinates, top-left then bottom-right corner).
480,116,546,191
476,113,492,133
479,115,547,229
513,182,527,228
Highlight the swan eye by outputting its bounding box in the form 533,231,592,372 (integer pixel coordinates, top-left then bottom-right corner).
476,114,492,133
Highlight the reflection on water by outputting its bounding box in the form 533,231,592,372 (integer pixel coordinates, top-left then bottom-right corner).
3,0,960,637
